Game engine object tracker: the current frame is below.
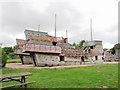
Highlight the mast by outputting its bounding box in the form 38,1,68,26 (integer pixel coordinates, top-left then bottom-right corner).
66,29,68,43
38,24,40,32
90,18,93,41
55,14,56,37
66,29,68,38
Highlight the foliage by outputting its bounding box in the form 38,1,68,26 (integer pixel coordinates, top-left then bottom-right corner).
79,40,85,48
2,47,13,55
7,58,21,63
72,43,76,46
110,43,120,54
110,48,115,54
72,43,79,49
75,45,79,49
72,40,86,49
1,49,8,67
2,45,18,59
8,52,14,59
103,48,108,51
0,46,2,68
2,64,118,88
114,43,120,49
13,45,18,51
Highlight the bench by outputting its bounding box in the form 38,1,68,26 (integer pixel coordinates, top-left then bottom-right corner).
0,72,36,88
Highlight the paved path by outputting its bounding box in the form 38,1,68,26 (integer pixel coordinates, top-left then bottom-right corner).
6,62,118,69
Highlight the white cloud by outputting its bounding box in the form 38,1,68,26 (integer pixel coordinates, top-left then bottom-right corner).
0,0,118,49
103,42,115,49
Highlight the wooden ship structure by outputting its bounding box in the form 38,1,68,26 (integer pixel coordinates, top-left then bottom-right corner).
15,29,104,66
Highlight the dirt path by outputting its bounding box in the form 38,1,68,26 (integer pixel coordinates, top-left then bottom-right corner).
6,62,118,69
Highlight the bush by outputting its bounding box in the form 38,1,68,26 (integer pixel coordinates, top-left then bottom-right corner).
1,49,8,68
8,52,14,59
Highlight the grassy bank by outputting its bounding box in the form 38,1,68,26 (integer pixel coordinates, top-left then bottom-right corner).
7,58,21,63
2,64,118,88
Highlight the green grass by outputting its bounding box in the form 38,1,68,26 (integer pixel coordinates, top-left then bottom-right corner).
7,58,21,63
2,64,118,88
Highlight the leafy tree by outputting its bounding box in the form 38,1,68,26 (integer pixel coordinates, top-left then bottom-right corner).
110,43,120,54
0,45,2,68
2,45,18,59
79,40,85,48
114,43,120,49
8,52,14,59
103,48,108,51
73,43,76,46
1,48,8,67
13,45,18,51
75,45,79,49
72,43,80,49
110,48,115,54
3,47,13,55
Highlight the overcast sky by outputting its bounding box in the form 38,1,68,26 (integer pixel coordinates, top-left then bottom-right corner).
0,0,119,49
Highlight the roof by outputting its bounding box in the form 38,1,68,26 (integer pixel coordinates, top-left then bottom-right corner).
83,40,102,47
24,29,48,36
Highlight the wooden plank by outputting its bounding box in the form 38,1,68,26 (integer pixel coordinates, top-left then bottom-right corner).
0,77,28,82
0,72,32,80
1,81,36,88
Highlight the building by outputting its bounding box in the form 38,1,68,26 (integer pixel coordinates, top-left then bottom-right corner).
115,44,120,61
14,39,33,64
115,48,120,57
15,30,104,66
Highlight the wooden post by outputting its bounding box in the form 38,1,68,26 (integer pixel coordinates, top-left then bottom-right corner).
19,55,24,64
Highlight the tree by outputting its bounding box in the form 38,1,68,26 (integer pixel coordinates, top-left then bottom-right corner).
114,43,120,49
103,48,108,51
79,40,85,48
73,43,76,46
13,45,18,51
3,47,13,55
8,52,14,59
1,48,8,67
110,48,115,54
0,45,2,68
110,43,120,54
75,45,79,49
2,45,18,59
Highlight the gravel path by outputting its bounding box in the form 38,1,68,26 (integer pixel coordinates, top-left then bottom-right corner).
6,62,118,69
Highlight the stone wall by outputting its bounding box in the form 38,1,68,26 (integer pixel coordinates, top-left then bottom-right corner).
34,53,60,66
22,55,33,64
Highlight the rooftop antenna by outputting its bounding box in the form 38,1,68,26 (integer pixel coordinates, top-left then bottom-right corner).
90,18,93,41
55,13,56,37
38,24,40,32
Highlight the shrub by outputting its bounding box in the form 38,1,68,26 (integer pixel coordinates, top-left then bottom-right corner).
8,52,14,59
1,49,8,68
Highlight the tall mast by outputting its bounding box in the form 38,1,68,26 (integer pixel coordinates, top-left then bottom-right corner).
38,24,40,32
90,18,93,41
55,14,56,37
66,29,68,38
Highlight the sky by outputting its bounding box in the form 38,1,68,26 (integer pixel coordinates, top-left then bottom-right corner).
0,0,119,49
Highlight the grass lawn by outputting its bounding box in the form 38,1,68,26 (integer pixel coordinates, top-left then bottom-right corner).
2,64,118,88
7,58,21,63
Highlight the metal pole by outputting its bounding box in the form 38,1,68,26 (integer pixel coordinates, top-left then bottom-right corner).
90,18,92,41
66,30,68,38
55,14,56,37
38,24,40,32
